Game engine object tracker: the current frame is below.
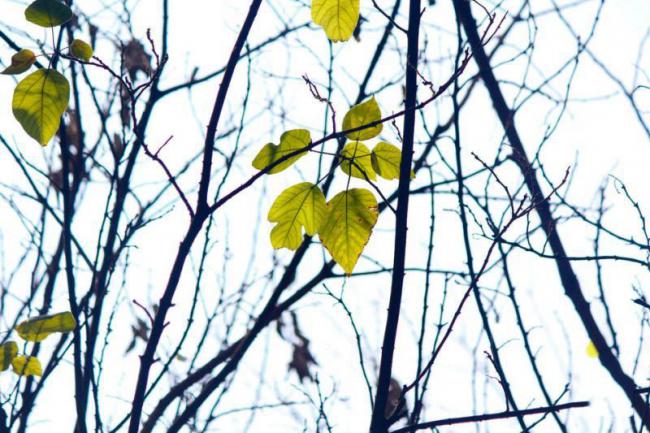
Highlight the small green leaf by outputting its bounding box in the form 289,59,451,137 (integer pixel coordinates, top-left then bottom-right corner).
11,355,42,377
319,188,378,274
0,342,18,371
252,129,311,174
1,49,36,75
25,0,73,28
342,97,382,141
340,142,376,181
268,182,327,250
371,142,415,180
311,0,360,42
70,39,93,61
15,311,76,342
12,68,70,146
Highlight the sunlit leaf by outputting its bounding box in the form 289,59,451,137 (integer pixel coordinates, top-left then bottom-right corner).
12,68,70,146
16,311,76,342
70,39,93,61
586,341,599,358
25,0,73,28
252,129,311,174
0,342,18,371
371,142,414,180
342,97,382,141
311,0,360,42
340,142,376,181
11,355,42,377
1,49,36,75
319,188,378,274
268,182,326,250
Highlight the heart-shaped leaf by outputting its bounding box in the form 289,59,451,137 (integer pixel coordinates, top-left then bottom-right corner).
2,49,36,75
70,39,93,61
25,0,73,28
342,96,382,141
311,0,360,42
252,129,311,174
268,182,326,250
12,68,70,145
319,188,378,274
340,141,376,180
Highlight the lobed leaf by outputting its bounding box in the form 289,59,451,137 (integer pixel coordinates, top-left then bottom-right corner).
268,182,326,250
311,0,360,42
371,142,414,180
25,0,73,28
16,311,76,342
340,142,376,180
319,188,378,274
1,49,36,75
342,96,382,141
11,355,42,377
12,68,70,146
252,129,311,174
70,39,93,61
0,342,18,371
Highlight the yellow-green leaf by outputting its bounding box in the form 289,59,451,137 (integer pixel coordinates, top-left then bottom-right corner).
342,97,382,141
70,39,93,61
16,311,76,342
340,142,376,181
268,182,326,250
371,142,414,180
319,188,378,274
25,0,73,28
586,341,599,358
252,129,311,174
2,49,36,75
311,0,360,42
11,355,42,377
0,342,18,371
12,68,70,146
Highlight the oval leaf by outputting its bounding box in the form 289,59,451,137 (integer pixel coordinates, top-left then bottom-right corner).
371,142,414,180
268,182,327,250
311,0,359,42
16,311,76,342
0,342,18,371
340,142,376,181
342,97,382,141
252,129,311,174
12,68,70,146
319,188,378,274
25,0,73,28
2,49,36,75
11,355,42,377
70,39,93,61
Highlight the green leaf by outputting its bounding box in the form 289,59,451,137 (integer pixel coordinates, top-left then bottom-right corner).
12,68,70,146
319,188,378,274
342,97,382,141
2,49,36,75
252,129,311,174
25,0,73,28
340,142,376,181
11,355,42,377
15,311,76,342
268,182,326,250
311,0,359,42
70,39,93,61
371,142,415,180
0,342,18,371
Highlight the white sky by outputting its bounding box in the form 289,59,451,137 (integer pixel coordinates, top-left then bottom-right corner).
0,0,649,432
